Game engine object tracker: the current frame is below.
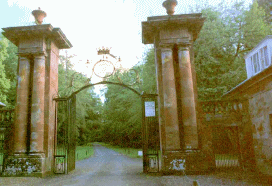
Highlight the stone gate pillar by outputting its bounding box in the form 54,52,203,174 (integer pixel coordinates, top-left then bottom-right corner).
2,24,72,177
160,45,181,150
13,56,31,154
177,45,198,149
142,7,212,173
30,55,46,154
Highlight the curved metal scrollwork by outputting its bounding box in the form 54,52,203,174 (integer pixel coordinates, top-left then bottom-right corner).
63,47,141,97
88,47,140,86
92,59,116,79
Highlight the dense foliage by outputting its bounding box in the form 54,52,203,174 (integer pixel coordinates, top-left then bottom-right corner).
194,1,272,100
0,36,13,106
57,54,102,145
99,1,272,147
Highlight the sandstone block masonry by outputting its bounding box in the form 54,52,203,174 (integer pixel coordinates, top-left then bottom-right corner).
223,64,272,176
142,13,214,173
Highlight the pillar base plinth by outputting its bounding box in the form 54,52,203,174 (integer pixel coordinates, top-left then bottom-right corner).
162,150,214,174
2,153,46,177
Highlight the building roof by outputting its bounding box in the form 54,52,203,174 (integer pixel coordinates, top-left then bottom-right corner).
222,64,272,99
223,35,272,99
244,35,272,59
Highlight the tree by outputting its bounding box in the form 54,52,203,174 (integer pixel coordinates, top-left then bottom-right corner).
2,38,18,107
193,1,272,100
0,35,11,105
141,48,157,94
242,1,272,50
57,52,102,145
101,48,156,148
256,0,272,22
102,70,142,147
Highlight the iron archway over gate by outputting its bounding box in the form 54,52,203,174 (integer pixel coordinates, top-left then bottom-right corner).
53,81,160,174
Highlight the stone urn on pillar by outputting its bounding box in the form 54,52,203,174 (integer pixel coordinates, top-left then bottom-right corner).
32,7,47,25
162,0,178,15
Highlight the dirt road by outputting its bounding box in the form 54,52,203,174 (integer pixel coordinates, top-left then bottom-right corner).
41,144,161,186
0,144,270,186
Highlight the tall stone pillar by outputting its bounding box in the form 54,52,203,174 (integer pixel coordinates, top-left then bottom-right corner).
2,24,72,177
30,55,46,153
13,56,31,153
161,46,181,150
177,45,198,149
142,12,213,173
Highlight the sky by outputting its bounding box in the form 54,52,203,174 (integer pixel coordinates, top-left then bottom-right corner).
0,0,252,90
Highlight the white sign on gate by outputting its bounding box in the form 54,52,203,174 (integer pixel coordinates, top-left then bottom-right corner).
145,101,155,117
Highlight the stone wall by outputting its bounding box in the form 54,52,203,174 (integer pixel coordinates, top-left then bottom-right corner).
222,64,272,176
249,83,272,176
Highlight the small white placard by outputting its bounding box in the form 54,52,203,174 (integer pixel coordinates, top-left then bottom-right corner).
138,151,143,156
145,101,155,117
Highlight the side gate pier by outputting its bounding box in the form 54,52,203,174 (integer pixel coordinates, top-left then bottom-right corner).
2,22,72,176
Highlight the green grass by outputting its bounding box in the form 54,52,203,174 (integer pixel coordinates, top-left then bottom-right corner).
75,145,94,161
99,142,142,159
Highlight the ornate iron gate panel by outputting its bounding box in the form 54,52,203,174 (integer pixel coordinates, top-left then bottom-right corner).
0,110,14,175
212,126,242,169
54,95,76,174
142,94,160,173
67,94,76,172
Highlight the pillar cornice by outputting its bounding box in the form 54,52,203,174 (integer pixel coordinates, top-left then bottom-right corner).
176,41,193,50
17,51,48,58
142,13,205,44
159,38,193,50
2,24,72,49
159,43,174,50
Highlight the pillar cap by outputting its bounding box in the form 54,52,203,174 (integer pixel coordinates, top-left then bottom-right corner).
142,13,205,44
2,24,72,49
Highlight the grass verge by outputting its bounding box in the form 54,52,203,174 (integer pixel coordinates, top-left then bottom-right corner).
99,142,142,159
76,145,94,161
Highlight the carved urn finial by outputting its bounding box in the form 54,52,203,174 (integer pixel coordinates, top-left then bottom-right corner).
162,0,178,15
32,7,47,25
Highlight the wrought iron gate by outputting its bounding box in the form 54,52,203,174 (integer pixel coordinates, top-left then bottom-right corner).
142,94,160,173
0,110,14,175
212,125,242,169
54,94,76,174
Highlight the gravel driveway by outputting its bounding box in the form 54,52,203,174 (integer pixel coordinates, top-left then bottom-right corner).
0,144,270,186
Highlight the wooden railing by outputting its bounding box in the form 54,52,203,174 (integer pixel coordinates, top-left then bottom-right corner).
0,109,14,174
